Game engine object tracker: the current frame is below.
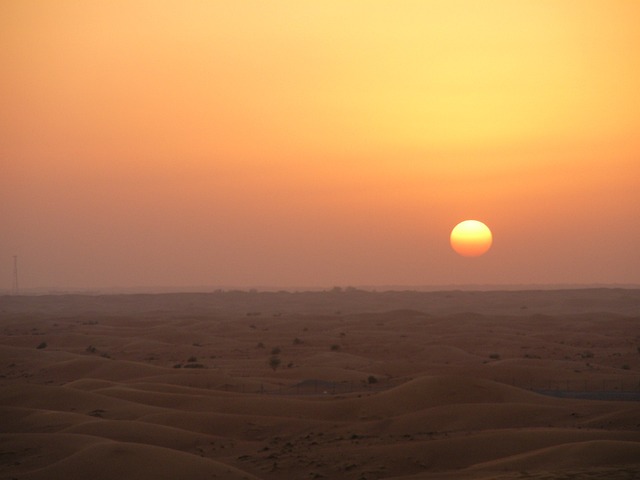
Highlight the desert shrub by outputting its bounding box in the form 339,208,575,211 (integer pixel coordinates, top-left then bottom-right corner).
367,375,378,384
489,353,501,360
256,342,265,349
293,337,303,345
86,345,97,353
622,364,630,370
36,342,47,349
330,344,341,351
183,363,205,369
271,346,281,355
268,355,281,371
173,364,182,368
187,356,198,363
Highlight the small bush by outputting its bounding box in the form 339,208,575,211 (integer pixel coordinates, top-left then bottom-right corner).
330,344,341,351
183,363,205,369
367,375,378,384
86,345,97,353
489,353,500,360
187,356,198,363
268,355,281,371
293,337,303,345
271,346,281,355
36,342,47,349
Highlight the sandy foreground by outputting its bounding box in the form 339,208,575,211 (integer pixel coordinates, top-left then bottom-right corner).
1,289,639,479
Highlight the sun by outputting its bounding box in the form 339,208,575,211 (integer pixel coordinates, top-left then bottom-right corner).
450,220,493,257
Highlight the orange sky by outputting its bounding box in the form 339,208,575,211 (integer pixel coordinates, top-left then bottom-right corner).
2,1,639,290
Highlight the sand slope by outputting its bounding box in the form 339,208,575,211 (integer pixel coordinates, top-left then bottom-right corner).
12,440,260,480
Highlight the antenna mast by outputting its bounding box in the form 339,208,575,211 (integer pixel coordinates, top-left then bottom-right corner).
12,255,19,295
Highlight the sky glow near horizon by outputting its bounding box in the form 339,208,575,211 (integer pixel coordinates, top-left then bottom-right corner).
1,1,639,290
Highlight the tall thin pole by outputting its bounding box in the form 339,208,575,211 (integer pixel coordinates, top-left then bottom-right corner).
12,255,19,295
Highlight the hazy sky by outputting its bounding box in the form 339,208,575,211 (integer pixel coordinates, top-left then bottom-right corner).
2,1,639,290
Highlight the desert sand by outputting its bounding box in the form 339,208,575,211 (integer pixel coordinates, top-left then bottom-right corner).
1,288,639,479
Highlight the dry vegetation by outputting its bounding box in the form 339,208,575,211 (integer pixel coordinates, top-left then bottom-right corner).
1,289,639,479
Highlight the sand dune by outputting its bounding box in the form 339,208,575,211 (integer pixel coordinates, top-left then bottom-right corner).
471,439,640,471
362,376,555,415
2,289,639,479
15,441,260,480
1,406,89,433
60,419,219,450
0,384,167,419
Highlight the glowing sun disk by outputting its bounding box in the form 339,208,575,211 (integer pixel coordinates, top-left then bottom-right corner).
450,220,493,257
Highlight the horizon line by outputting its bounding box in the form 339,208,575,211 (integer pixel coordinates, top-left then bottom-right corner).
3,282,640,296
